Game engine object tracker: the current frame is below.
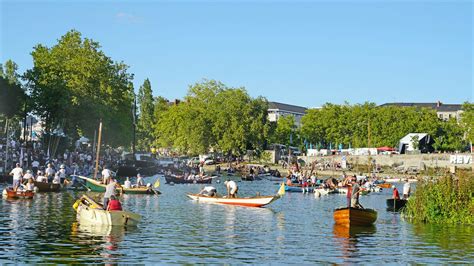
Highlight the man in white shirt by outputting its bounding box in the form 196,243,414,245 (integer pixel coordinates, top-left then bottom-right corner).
23,170,34,182
136,174,144,187
101,166,112,184
45,163,56,182
403,179,411,199
199,186,217,197
224,180,238,198
36,170,48,183
124,177,132,189
10,163,23,191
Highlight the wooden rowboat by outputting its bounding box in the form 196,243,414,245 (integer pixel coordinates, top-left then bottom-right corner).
188,183,285,208
73,195,141,226
334,207,377,227
164,174,212,184
77,175,159,194
34,181,61,192
377,183,392,189
386,198,407,211
2,187,35,199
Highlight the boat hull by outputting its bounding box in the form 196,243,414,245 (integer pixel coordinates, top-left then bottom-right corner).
34,181,61,192
77,176,157,194
165,175,212,184
3,188,34,199
334,207,377,227
74,195,141,226
187,194,280,208
386,198,407,211
285,184,314,193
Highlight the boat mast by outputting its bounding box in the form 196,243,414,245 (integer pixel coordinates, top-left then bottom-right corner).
93,121,103,180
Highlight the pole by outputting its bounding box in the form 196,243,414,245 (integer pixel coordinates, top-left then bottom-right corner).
132,94,136,157
93,121,103,180
4,118,9,174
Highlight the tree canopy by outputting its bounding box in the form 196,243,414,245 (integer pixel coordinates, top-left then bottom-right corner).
24,30,135,146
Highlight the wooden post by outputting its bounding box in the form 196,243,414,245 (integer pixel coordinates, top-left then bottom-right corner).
93,121,103,180
4,118,9,174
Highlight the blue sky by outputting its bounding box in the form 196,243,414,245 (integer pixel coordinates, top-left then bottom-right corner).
1,0,472,107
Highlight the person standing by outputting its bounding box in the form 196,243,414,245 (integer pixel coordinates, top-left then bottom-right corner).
45,163,56,182
136,174,144,187
403,180,411,199
101,166,112,184
392,186,400,200
350,179,361,208
9,163,23,192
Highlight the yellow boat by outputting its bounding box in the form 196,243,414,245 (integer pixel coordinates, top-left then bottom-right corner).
73,195,141,226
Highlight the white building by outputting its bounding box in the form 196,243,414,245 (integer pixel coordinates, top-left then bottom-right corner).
380,101,463,121
268,102,307,127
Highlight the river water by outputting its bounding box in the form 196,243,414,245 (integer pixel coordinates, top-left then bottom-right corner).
0,176,473,264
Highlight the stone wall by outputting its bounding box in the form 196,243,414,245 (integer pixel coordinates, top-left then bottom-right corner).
298,153,473,170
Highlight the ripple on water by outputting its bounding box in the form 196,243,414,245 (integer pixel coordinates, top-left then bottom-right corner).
0,179,473,264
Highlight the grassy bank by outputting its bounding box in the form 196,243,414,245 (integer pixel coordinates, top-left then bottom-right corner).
404,171,474,224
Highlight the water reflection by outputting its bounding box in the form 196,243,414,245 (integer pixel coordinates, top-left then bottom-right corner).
333,225,377,260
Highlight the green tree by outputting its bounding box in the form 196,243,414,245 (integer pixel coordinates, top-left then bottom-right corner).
461,102,474,146
270,115,296,146
0,76,26,118
24,30,134,146
137,78,155,150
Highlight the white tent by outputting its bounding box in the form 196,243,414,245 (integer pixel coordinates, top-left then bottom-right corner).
399,133,428,152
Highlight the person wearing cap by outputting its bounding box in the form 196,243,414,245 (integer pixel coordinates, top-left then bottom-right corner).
58,164,67,183
224,180,238,198
36,170,48,183
392,186,400,200
136,174,144,187
23,170,34,183
9,163,23,192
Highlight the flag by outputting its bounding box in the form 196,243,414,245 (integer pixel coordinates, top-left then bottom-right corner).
277,182,285,196
154,179,160,188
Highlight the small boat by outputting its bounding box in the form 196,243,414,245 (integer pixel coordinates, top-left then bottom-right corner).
377,183,392,189
2,187,35,199
334,207,377,227
77,176,159,194
33,181,61,192
285,184,314,193
386,198,407,211
187,183,285,208
73,195,141,226
164,174,212,184
335,187,349,194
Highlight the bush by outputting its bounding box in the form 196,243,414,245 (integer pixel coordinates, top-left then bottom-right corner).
404,171,474,224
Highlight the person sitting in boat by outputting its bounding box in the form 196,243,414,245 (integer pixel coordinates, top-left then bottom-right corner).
403,179,411,199
58,164,67,182
103,178,122,209
25,178,35,191
124,177,132,189
199,186,217,197
351,179,361,208
106,195,123,211
392,186,400,200
10,163,24,192
36,171,48,183
136,174,145,187
23,170,34,184
52,172,61,185
224,180,238,198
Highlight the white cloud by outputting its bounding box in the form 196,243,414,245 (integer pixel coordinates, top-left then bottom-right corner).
116,12,142,23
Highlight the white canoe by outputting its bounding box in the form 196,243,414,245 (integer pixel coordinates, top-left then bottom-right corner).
187,194,280,207
73,195,141,226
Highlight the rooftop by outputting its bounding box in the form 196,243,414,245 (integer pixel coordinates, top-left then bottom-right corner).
380,102,463,112
268,101,307,114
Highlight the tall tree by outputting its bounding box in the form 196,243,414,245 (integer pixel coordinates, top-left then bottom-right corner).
461,102,474,146
136,78,155,150
24,30,134,146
